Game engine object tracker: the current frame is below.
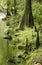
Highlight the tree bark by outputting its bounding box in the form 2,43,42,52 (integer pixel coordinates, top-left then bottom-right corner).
20,0,34,30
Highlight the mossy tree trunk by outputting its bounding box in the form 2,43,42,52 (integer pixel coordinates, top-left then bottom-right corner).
20,0,34,30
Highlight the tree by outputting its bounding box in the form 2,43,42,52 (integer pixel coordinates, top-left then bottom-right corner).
20,0,34,30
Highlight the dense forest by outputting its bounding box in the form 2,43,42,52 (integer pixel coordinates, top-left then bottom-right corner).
0,0,42,65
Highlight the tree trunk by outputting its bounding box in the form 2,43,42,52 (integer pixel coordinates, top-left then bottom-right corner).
20,0,34,30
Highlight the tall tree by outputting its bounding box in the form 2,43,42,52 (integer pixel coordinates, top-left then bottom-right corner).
20,0,34,30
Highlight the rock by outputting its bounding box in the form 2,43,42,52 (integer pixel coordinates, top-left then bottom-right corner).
0,12,6,19
34,63,41,65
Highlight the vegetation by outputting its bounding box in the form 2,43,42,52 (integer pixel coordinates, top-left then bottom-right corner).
0,0,42,65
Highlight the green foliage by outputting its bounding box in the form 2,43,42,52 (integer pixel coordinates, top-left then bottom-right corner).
32,2,42,25
0,0,42,65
